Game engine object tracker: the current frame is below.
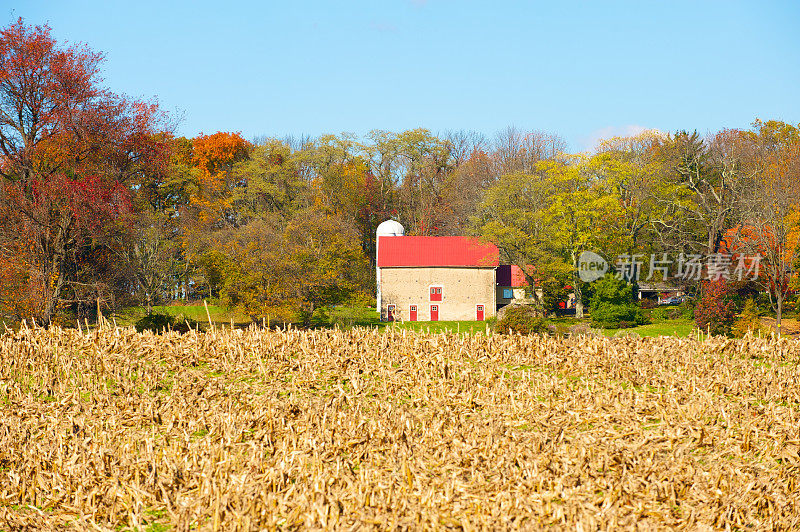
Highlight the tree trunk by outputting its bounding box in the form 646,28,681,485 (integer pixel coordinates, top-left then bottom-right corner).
41,260,66,326
776,292,783,336
575,295,584,319
572,252,584,319
40,232,69,325
573,271,584,319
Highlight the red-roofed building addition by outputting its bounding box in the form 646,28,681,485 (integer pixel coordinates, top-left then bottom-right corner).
375,220,526,322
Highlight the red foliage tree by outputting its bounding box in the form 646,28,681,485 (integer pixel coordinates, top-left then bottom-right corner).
694,279,738,336
0,19,169,323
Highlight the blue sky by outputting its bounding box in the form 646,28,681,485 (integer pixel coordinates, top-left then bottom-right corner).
5,1,799,150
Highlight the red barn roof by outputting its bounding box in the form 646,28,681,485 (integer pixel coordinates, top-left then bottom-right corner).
377,236,499,268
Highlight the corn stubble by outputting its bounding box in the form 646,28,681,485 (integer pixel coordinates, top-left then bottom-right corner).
1,326,798,530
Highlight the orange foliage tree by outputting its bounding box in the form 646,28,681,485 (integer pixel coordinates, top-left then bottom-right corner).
178,132,251,298
189,132,251,227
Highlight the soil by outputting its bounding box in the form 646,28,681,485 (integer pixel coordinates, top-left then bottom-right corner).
760,317,800,336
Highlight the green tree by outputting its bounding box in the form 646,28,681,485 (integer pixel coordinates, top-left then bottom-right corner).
474,170,564,287
474,159,608,318
282,210,369,323
589,131,666,261
589,275,646,329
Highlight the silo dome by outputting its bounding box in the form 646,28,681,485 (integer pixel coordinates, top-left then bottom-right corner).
376,219,405,237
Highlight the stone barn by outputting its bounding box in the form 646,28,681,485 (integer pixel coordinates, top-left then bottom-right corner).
375,220,525,322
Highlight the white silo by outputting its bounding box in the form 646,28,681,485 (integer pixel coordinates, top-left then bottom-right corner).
376,219,405,318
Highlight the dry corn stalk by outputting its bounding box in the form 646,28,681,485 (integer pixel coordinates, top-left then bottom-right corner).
0,326,798,530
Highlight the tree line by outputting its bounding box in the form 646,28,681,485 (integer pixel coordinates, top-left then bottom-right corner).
1,20,798,327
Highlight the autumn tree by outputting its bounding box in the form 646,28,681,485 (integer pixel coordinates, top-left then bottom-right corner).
444,129,488,168
439,147,495,235
188,131,250,228
183,134,372,320
651,130,751,257
136,135,199,216
113,211,180,314
362,129,454,235
590,130,666,262
311,159,384,256
493,127,567,176
231,139,308,223
117,134,200,307
731,120,800,333
281,210,369,323
218,210,367,325
174,131,251,298
0,243,40,321
474,159,608,317
0,19,169,323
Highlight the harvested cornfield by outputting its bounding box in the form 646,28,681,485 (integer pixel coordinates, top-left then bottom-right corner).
1,326,799,530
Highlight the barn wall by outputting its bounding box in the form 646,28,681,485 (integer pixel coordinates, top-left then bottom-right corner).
379,267,496,321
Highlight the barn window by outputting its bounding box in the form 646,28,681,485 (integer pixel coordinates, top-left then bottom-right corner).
430,286,442,301
503,288,513,299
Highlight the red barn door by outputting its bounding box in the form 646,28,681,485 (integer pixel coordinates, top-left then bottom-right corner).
409,305,417,321
476,304,484,321
430,305,439,321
